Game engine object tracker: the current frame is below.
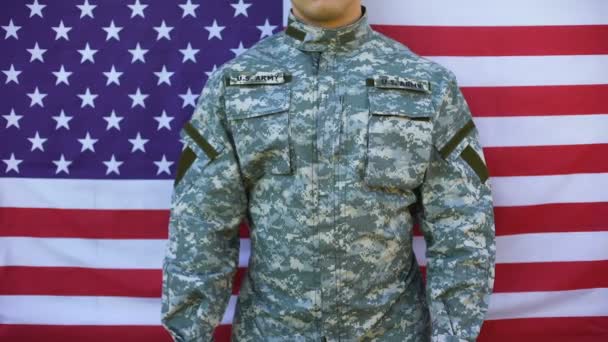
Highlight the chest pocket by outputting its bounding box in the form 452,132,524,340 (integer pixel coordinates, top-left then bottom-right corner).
225,84,293,182
364,87,434,191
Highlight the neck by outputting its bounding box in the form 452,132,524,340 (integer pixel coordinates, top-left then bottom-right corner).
292,3,362,29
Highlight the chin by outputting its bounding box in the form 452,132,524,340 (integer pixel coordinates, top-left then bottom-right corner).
293,0,355,23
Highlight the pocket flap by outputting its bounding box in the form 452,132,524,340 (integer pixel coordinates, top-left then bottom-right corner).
225,85,290,119
368,88,434,120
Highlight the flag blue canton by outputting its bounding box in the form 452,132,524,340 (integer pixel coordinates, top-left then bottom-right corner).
0,0,283,179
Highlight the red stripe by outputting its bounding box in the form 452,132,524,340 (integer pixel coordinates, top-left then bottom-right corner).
415,202,608,237
0,266,162,297
493,261,608,292
214,324,232,341
0,207,251,239
2,319,606,342
463,85,608,117
484,144,608,176
0,325,173,342
420,262,608,293
371,25,608,56
0,266,246,297
6,259,607,297
7,202,608,239
494,202,608,235
479,317,608,342
0,207,169,239
232,267,247,294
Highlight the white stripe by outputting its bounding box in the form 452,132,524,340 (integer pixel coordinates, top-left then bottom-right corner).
0,237,166,269
0,295,161,325
487,288,608,320
428,55,608,87
494,232,608,263
364,0,608,26
3,233,606,268
1,175,606,218
0,237,248,268
239,238,250,267
0,177,173,209
491,173,608,206
415,232,608,266
283,0,608,26
221,295,239,325
0,294,235,325
3,288,608,325
475,114,608,147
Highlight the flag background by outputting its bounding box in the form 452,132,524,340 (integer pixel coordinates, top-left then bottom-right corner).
1,0,607,341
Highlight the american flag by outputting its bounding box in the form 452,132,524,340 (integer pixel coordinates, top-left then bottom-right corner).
0,0,606,341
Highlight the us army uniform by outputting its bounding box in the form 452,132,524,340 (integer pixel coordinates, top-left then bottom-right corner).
161,5,496,342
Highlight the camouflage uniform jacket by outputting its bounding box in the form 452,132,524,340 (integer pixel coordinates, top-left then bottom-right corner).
161,5,496,342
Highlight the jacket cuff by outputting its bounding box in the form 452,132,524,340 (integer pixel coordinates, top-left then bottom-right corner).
431,334,471,342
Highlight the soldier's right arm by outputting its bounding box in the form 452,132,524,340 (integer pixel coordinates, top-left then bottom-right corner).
160,69,248,342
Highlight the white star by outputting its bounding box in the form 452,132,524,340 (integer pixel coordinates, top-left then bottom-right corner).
128,42,148,63
179,88,198,108
128,87,148,108
3,64,21,84
102,20,123,41
128,0,148,18
129,132,149,153
52,65,72,85
103,154,123,175
78,87,98,108
28,131,47,151
103,110,124,131
53,154,72,175
27,0,46,18
179,42,199,63
179,0,199,18
27,86,47,107
205,19,225,40
52,109,73,130
154,65,174,86
154,20,174,40
3,153,23,174
27,42,47,62
230,41,247,57
77,0,96,19
154,155,174,175
205,64,218,78
78,42,98,63
3,19,21,39
3,108,23,129
154,110,174,130
103,65,123,86
231,0,252,17
78,131,98,152
52,20,72,40
257,18,277,39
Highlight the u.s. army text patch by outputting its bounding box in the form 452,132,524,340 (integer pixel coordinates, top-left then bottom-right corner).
226,71,291,86
366,75,431,93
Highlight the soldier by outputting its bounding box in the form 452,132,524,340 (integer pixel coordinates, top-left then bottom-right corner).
160,0,496,341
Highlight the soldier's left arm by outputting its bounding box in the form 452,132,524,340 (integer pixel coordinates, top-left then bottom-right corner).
418,70,497,342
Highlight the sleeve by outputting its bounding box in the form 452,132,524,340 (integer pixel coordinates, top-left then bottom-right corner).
160,69,248,342
418,71,497,342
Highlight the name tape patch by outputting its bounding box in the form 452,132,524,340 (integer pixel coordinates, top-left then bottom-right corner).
226,71,291,86
367,75,431,93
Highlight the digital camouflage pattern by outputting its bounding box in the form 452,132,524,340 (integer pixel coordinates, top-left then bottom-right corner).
161,5,496,342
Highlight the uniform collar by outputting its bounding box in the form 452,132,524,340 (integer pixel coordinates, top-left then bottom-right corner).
283,5,372,52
